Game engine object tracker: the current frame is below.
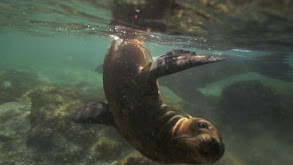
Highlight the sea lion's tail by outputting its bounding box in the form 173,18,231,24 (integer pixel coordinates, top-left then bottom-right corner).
147,50,225,79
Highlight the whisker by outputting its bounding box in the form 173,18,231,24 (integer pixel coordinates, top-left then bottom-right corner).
170,135,197,147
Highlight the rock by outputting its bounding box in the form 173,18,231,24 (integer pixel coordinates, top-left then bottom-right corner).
113,151,163,165
0,98,34,165
0,69,42,104
26,84,108,164
221,80,292,129
0,131,14,142
91,138,122,161
217,80,293,165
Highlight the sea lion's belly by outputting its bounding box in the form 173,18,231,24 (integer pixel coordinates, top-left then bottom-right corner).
103,39,163,150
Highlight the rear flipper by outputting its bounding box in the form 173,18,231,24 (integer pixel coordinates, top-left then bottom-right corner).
73,102,115,127
148,50,225,79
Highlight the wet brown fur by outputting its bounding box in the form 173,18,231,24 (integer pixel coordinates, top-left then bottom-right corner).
103,39,224,164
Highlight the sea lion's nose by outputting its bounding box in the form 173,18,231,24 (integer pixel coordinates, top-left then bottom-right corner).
200,138,225,162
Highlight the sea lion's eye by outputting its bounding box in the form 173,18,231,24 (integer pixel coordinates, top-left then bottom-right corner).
195,122,208,129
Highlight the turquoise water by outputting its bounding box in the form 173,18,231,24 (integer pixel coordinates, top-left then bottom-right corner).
1,1,293,165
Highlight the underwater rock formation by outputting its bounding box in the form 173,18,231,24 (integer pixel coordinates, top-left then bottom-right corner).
91,138,122,161
113,151,248,165
26,85,112,164
209,80,293,165
0,82,190,165
0,69,42,104
220,80,293,130
0,83,135,165
0,97,34,165
2,80,291,164
114,151,163,165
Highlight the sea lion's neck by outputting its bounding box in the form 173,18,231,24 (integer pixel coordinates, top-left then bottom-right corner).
143,106,186,162
156,105,185,142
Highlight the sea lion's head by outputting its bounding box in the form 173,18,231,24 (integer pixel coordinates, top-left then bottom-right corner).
171,116,224,164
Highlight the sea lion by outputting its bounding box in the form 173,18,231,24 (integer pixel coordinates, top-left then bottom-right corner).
74,38,225,164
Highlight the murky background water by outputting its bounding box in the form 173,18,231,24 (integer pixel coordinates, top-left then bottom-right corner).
0,0,293,165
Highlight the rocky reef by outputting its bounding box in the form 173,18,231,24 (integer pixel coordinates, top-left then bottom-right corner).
0,69,42,104
26,84,122,164
91,138,123,161
0,97,34,165
0,82,128,165
1,67,292,165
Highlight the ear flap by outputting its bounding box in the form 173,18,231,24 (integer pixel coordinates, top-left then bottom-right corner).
186,114,192,119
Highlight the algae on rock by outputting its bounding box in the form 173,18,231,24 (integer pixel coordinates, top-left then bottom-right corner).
26,84,110,164
0,98,34,165
0,69,42,104
90,138,123,161
113,151,163,165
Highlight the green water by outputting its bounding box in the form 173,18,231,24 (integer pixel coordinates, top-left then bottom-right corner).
1,0,293,165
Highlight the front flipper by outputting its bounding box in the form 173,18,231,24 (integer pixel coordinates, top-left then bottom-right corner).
73,102,115,127
148,50,225,79
94,64,103,73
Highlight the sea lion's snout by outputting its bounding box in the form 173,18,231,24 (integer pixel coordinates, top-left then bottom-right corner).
194,119,225,163
173,117,224,164
198,135,225,162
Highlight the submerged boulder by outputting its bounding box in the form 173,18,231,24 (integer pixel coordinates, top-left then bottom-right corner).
221,80,292,128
